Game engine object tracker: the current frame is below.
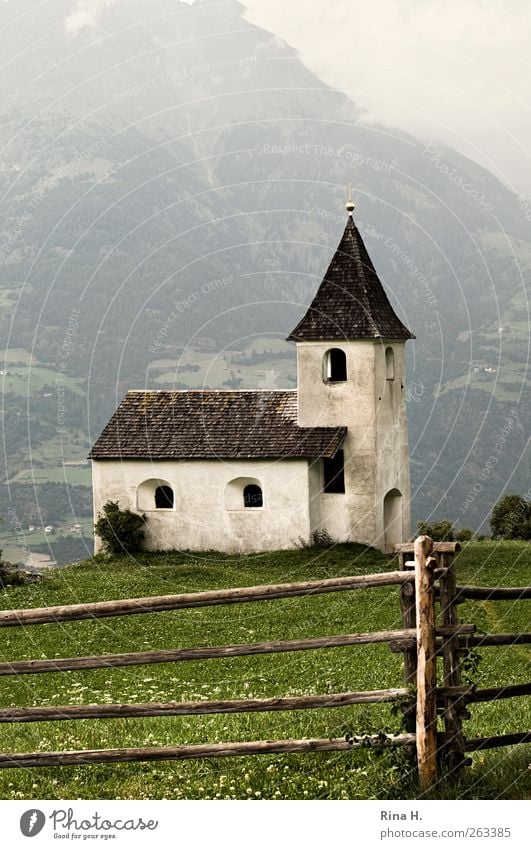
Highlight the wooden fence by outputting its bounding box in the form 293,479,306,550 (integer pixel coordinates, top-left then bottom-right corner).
394,536,531,790
0,535,529,790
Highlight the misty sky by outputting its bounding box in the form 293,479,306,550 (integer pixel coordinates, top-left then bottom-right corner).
242,0,531,197
65,0,531,197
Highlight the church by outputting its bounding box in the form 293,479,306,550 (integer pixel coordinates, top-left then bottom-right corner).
90,200,414,554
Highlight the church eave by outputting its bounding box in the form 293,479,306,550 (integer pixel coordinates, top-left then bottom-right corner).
287,326,415,343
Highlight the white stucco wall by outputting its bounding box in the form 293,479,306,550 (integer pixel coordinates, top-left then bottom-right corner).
296,338,411,551
374,342,412,550
92,457,313,554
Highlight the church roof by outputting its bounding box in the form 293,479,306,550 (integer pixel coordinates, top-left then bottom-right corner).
287,214,414,342
89,390,346,460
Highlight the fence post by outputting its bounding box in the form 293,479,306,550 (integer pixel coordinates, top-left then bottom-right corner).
414,535,438,792
439,551,467,775
398,551,417,732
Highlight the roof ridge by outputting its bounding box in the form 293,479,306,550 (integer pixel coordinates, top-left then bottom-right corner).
125,388,297,395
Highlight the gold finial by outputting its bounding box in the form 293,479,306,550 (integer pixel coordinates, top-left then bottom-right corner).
346,182,355,215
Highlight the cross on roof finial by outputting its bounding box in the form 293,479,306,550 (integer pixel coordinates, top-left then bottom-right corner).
346,182,355,216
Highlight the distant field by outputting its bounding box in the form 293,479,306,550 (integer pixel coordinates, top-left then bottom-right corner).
0,347,36,365
0,541,528,800
436,367,527,402
148,335,297,390
9,466,91,486
0,366,84,396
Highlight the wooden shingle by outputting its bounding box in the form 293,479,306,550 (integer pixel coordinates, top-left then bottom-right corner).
287,215,414,342
89,390,346,460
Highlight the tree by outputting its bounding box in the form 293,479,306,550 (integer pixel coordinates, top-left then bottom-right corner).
94,501,146,554
490,494,531,540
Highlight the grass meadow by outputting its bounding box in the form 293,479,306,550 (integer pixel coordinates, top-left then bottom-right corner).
0,540,529,800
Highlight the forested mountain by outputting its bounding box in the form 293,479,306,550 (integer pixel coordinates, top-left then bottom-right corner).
0,0,528,561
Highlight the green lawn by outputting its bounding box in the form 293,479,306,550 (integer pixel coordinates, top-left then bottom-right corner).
0,541,529,800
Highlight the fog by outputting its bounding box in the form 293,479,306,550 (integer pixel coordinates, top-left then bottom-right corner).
242,0,531,197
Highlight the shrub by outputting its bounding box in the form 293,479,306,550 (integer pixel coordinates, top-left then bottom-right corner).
455,527,474,542
416,520,455,541
94,501,146,554
0,560,39,588
490,494,531,540
312,529,334,547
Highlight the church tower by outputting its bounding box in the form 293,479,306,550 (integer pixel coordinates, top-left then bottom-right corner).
288,199,415,552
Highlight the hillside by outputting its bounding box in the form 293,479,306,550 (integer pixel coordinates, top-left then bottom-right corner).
0,0,529,563
0,541,529,799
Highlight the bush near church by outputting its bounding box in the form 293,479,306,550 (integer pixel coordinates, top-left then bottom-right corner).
94,501,146,554
416,520,475,542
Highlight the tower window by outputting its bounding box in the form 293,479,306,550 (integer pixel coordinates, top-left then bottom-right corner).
385,347,395,380
323,450,345,493
155,485,174,509
243,484,263,508
324,348,347,382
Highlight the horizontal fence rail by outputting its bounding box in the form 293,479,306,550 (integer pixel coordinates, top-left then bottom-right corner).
389,633,531,653
0,734,417,770
0,626,474,677
454,585,531,601
0,689,410,724
464,732,531,752
394,542,461,553
460,633,531,647
467,683,531,704
0,571,414,628
0,685,474,725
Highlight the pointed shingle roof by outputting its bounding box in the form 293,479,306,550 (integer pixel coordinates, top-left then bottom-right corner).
89,391,346,460
287,214,414,342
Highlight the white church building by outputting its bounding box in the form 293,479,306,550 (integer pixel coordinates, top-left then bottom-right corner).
90,202,414,554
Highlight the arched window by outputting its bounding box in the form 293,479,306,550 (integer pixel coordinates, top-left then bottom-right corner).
155,485,174,509
323,450,345,493
137,478,174,511
385,347,395,380
243,484,263,508
324,348,347,382
383,489,402,550
225,477,264,511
